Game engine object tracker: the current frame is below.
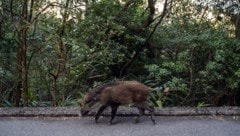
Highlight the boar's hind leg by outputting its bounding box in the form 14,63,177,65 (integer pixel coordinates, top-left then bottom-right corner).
142,102,156,125
95,105,108,123
134,107,145,123
109,104,119,125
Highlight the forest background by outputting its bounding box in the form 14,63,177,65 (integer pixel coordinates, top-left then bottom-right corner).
0,0,240,107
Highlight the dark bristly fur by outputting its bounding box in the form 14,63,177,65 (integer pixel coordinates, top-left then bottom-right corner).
81,81,155,125
92,82,120,94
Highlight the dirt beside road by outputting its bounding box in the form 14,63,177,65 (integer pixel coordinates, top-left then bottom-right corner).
0,107,240,117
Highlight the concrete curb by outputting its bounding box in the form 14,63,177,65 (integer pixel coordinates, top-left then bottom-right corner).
0,107,240,117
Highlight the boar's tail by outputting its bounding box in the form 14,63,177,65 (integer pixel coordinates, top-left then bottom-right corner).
146,81,171,93
150,84,170,94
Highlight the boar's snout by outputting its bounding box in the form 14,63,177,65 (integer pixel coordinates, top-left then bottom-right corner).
81,108,90,116
81,111,89,116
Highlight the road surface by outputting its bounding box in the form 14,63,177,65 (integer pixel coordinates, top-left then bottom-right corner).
0,116,239,136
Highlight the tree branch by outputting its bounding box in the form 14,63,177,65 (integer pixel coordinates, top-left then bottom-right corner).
59,0,70,37
120,0,170,77
124,0,137,9
31,2,59,23
28,0,34,22
143,0,156,28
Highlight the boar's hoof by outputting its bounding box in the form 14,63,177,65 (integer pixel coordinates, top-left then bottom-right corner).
109,121,112,125
108,122,116,125
152,119,156,125
95,118,99,123
134,117,140,124
108,120,115,125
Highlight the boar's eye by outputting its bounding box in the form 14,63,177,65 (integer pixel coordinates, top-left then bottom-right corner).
85,97,97,104
85,100,92,104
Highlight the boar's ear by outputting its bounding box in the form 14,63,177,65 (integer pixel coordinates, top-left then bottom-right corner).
87,87,93,92
92,92,100,101
93,96,97,101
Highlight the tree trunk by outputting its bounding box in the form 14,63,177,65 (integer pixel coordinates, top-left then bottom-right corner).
59,0,70,104
51,76,57,107
21,29,28,107
13,0,29,107
15,47,23,107
49,39,64,107
20,0,29,107
0,4,3,39
235,13,240,40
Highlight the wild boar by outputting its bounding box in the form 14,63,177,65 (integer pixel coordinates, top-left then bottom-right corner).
81,81,155,125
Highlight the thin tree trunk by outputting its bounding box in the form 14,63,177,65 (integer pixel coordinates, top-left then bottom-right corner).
20,0,29,107
21,29,28,107
49,39,64,107
15,48,23,107
60,0,70,103
51,76,58,107
235,13,240,40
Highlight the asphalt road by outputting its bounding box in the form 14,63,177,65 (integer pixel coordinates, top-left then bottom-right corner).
0,116,239,136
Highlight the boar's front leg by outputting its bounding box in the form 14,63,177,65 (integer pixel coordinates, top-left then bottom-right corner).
109,104,119,125
95,105,108,123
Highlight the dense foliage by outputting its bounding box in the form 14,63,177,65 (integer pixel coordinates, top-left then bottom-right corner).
0,0,239,107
